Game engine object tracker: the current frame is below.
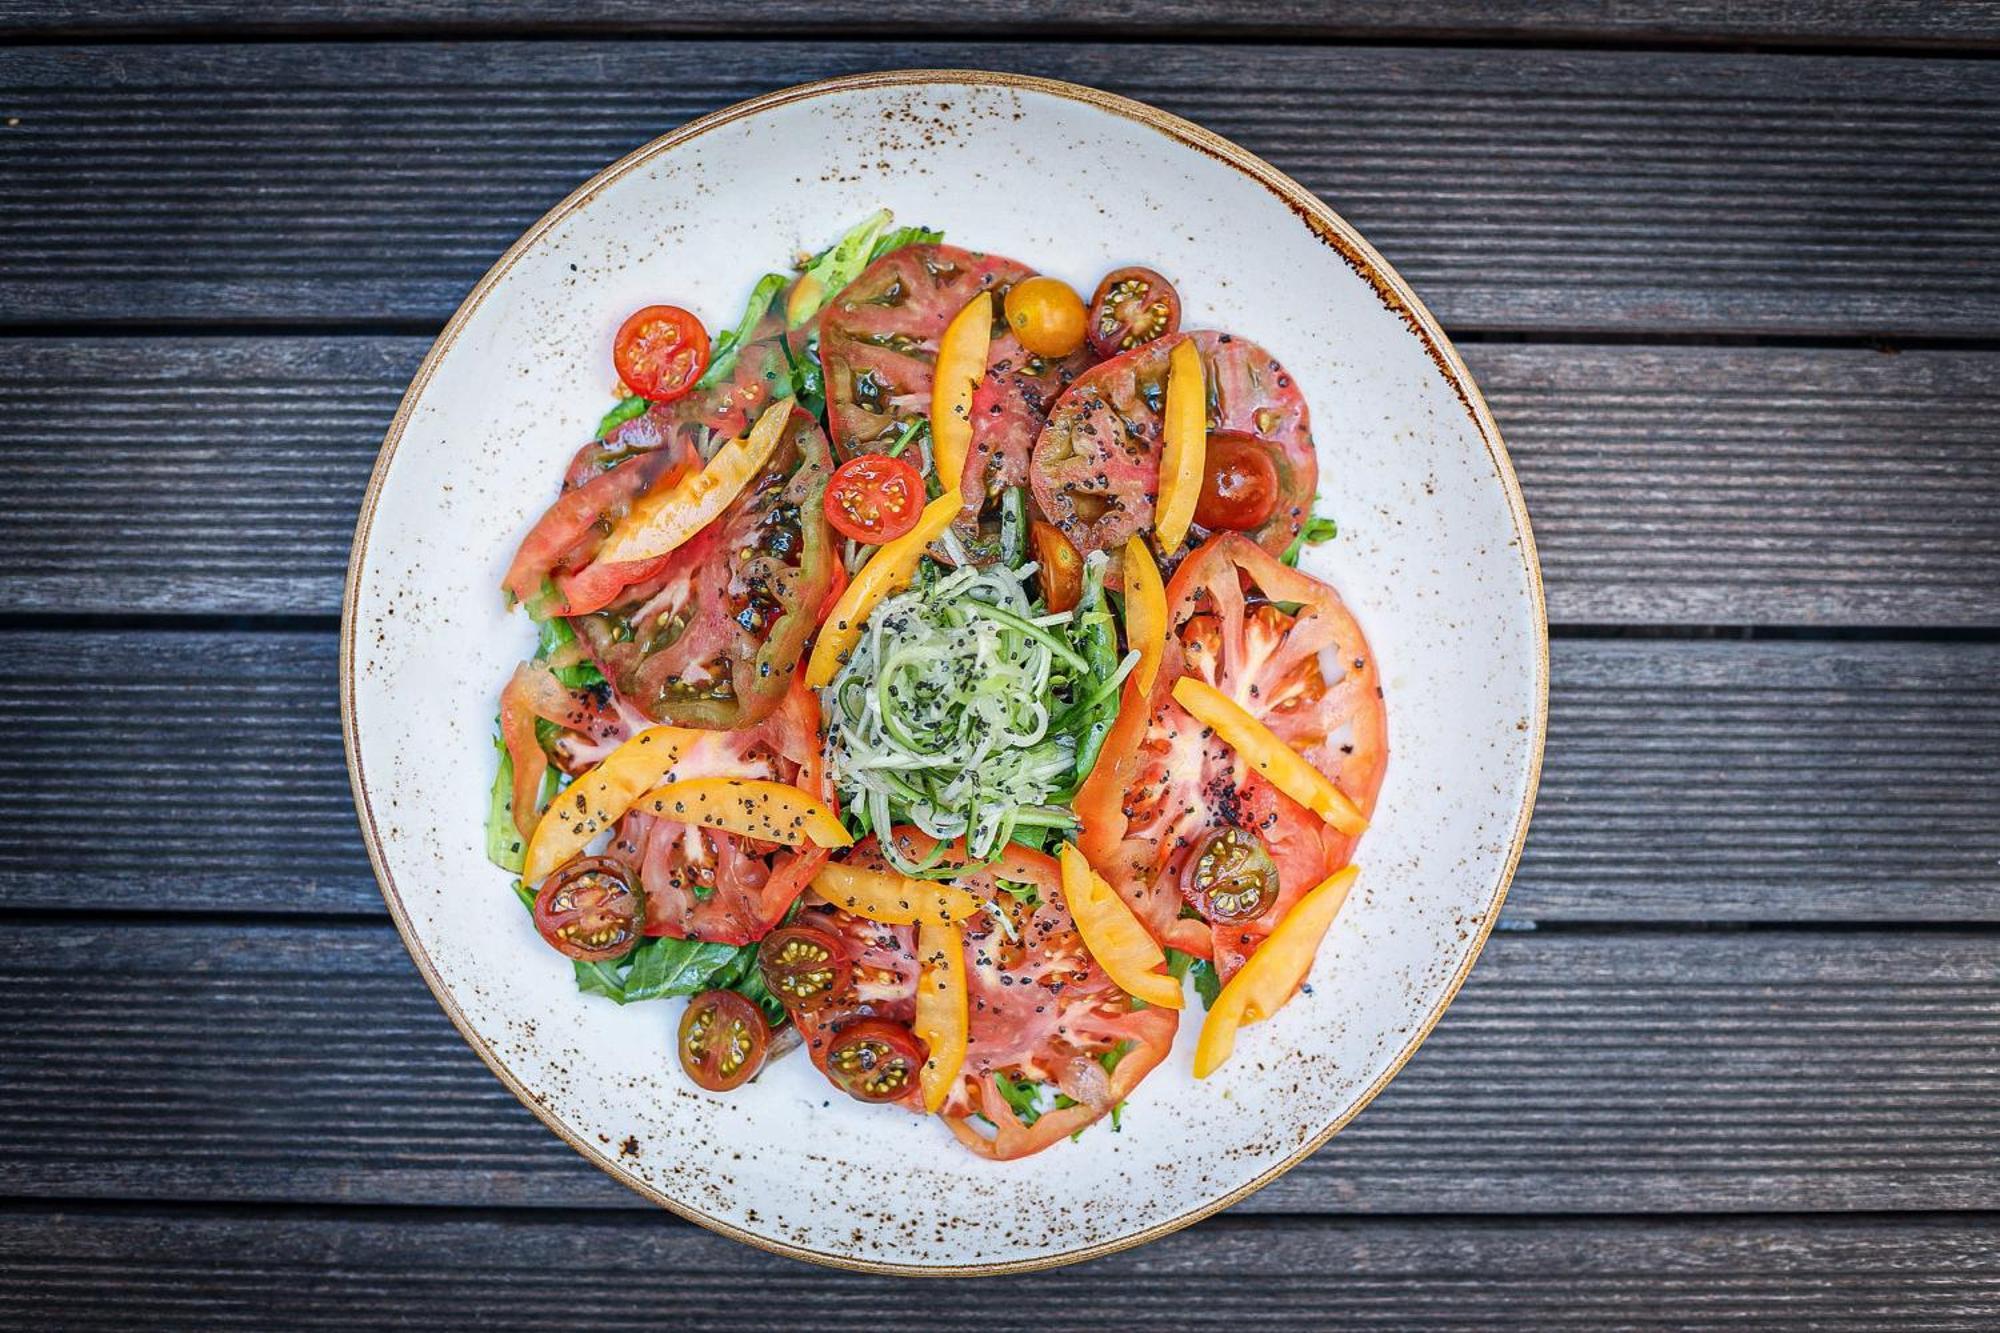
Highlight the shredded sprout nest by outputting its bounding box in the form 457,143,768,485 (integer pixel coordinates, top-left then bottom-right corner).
823,551,1099,874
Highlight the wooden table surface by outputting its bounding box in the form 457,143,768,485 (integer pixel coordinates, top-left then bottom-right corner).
3,3,1998,1326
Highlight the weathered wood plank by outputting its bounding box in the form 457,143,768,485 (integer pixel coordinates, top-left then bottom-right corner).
0,921,1992,1213
6,0,1999,47
2,43,1996,335
6,337,1996,625
4,631,1993,923
0,1209,1996,1327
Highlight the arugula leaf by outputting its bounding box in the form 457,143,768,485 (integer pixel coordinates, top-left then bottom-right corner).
991,1070,1045,1126
1191,958,1222,1009
777,332,826,419
1111,1100,1125,1133
595,394,648,439
868,223,943,262
696,271,788,389
1169,945,1223,1008
535,617,605,689
1099,1038,1137,1074
1280,512,1340,567
619,936,751,1005
995,878,1040,909
485,737,527,873
788,210,891,328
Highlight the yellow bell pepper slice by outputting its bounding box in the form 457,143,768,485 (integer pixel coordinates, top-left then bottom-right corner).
811,862,981,925
633,777,852,849
594,399,790,565
1058,843,1183,1010
805,490,964,688
1195,865,1359,1078
1155,338,1206,555
915,920,968,1113
1123,535,1167,696
929,291,992,497
521,725,704,883
1172,676,1368,837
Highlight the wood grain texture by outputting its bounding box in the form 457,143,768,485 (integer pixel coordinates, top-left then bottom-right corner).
2,43,1997,335
7,0,1999,46
0,919,1993,1214
5,630,1994,923
1,1209,1996,1328
6,337,1996,625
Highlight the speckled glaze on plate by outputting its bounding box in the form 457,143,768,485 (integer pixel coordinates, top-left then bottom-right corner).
342,71,1546,1275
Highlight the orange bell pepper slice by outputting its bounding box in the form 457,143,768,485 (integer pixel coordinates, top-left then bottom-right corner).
1172,676,1368,837
1195,864,1359,1077
522,724,705,882
1154,338,1206,554
811,862,981,925
805,491,963,688
1122,535,1167,695
594,399,790,565
914,920,968,1112
929,291,992,497
1058,843,1183,1010
633,777,852,849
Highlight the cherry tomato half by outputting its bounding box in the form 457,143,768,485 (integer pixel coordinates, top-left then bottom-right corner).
1193,432,1281,533
1030,519,1084,613
758,924,852,1014
1087,266,1181,359
1004,275,1087,358
825,1018,927,1104
678,989,770,1093
613,304,711,404
533,857,643,962
825,453,925,543
1181,826,1279,923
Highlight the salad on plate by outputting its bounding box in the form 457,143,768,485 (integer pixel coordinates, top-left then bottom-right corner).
488,213,1387,1158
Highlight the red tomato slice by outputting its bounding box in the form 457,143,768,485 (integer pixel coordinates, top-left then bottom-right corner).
793,829,1178,1156
817,243,1096,553
614,304,711,404
1074,533,1387,982
1030,330,1316,564
598,679,834,946
1193,431,1281,533
824,453,925,543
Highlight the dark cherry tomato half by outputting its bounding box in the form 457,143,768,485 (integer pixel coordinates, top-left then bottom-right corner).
825,1018,927,1104
1181,826,1279,923
1030,519,1084,614
533,857,643,962
678,989,770,1093
825,453,925,543
613,304,711,404
757,924,852,1013
1193,432,1281,534
1087,266,1182,359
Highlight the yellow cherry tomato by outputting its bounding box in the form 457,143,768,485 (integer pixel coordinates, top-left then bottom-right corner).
1003,275,1087,358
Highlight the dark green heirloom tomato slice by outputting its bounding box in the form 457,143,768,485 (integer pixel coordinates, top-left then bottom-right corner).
571,405,836,729
532,857,643,962
1180,827,1279,922
678,989,770,1092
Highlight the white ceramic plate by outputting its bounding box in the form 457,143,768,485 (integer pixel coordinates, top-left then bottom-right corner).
343,71,1546,1275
